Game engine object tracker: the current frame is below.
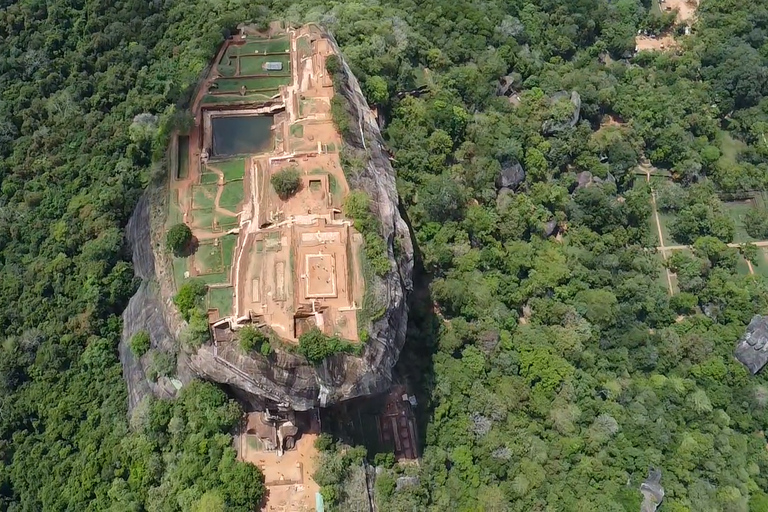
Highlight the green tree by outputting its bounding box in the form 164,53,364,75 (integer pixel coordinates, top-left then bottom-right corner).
166,223,193,255
130,330,151,357
271,167,302,199
174,280,208,321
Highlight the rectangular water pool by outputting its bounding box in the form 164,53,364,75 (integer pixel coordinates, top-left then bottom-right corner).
211,115,273,157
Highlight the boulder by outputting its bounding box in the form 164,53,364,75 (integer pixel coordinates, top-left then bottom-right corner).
496,73,522,97
542,90,581,134
576,171,594,189
495,159,526,190
640,468,664,512
735,315,768,374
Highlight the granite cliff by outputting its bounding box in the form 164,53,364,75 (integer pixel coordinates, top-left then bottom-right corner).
119,26,414,412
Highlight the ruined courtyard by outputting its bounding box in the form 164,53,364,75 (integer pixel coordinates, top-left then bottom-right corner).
166,22,364,344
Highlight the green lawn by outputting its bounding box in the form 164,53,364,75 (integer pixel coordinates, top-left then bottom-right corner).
290,123,304,138
167,197,183,227
653,252,670,293
297,35,312,59
736,254,752,275
240,38,290,54
200,172,219,185
722,200,757,243
220,181,244,208
196,272,229,285
172,257,188,290
208,287,234,316
657,212,676,246
202,92,279,105
718,130,747,166
196,242,223,274
220,234,237,268
192,209,215,230
214,211,239,231
192,183,217,210
754,249,768,278
239,54,291,76
214,158,246,182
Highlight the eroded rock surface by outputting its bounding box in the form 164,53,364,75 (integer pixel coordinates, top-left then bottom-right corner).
735,315,768,374
640,468,664,512
119,26,414,411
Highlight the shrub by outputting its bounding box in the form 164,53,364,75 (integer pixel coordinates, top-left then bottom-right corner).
325,54,341,76
330,95,351,137
130,330,151,357
166,223,193,255
297,328,354,363
174,280,207,321
343,191,390,277
146,350,176,381
271,167,302,199
239,325,271,356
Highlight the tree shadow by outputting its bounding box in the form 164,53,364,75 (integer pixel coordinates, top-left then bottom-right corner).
393,231,438,454
175,235,199,258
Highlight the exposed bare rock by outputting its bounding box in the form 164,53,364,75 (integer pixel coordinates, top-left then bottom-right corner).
495,159,525,191
640,468,664,512
120,26,414,412
735,315,768,374
576,171,594,189
542,90,581,134
543,219,559,237
496,73,522,97
119,194,195,412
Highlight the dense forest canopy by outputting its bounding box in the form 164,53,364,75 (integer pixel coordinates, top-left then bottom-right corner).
1,0,768,511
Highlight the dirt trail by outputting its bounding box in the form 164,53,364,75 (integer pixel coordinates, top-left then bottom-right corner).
203,163,240,219
645,166,675,295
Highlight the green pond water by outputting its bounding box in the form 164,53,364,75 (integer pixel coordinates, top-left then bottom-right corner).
211,115,273,157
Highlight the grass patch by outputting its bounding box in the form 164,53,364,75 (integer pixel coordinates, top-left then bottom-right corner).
290,123,304,138
722,200,757,243
717,130,747,166
207,287,234,316
239,54,291,75
220,181,244,208
357,246,387,340
657,212,676,246
297,36,312,59
215,158,246,182
167,197,183,227
240,38,290,54
754,249,768,278
196,272,229,285
214,211,239,231
736,254,752,276
192,183,218,210
220,234,237,268
653,252,669,292
195,242,223,274
200,172,219,185
172,258,188,290
202,92,279,105
328,174,342,205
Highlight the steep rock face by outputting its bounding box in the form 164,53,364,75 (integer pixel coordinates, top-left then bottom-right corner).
734,315,768,374
119,27,414,411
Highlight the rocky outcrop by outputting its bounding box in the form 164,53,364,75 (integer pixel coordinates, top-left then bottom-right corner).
735,315,768,374
119,194,196,412
120,26,414,412
542,90,581,134
495,159,525,191
640,468,664,512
